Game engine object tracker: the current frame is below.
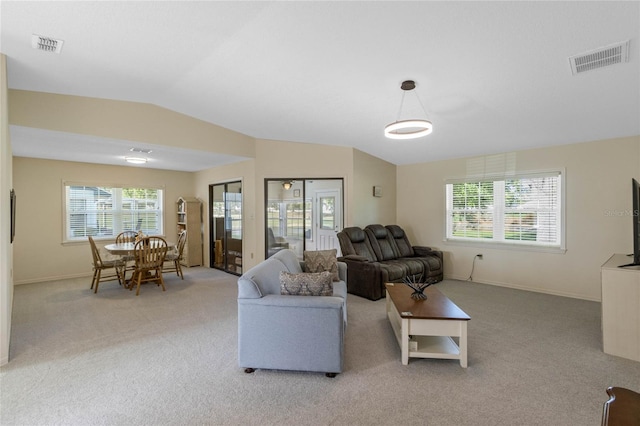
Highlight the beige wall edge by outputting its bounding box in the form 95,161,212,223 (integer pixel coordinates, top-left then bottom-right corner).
9,89,256,158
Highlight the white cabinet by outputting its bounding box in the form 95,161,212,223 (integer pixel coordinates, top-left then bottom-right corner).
601,253,640,362
177,197,202,267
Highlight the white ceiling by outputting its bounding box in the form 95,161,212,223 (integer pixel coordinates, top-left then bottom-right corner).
2,1,639,171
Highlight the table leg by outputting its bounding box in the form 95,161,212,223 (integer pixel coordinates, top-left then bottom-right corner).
401,318,409,365
460,321,468,368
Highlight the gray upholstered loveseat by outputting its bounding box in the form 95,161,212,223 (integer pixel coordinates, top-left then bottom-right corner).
237,249,347,376
337,224,443,301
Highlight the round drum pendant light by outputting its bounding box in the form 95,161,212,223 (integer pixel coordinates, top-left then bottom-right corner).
384,80,433,140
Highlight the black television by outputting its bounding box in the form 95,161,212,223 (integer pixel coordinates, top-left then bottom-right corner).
619,178,640,267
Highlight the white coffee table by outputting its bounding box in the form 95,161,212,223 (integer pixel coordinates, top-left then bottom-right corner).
385,283,471,367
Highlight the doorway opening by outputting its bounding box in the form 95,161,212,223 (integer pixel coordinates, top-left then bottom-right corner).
265,178,343,259
209,181,243,275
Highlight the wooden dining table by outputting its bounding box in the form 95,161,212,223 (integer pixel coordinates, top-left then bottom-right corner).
104,241,175,256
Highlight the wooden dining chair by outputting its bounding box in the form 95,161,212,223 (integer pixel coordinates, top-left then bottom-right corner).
130,236,169,296
88,236,125,293
164,230,187,280
602,386,640,426
115,230,138,280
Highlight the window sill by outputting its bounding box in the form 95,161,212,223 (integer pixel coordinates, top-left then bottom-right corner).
443,238,566,254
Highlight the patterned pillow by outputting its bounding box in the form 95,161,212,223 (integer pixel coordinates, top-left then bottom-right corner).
280,271,333,296
303,249,339,282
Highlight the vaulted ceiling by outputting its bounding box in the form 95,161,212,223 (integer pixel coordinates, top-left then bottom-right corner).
2,1,639,171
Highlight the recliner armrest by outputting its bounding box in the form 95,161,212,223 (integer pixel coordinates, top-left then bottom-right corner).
338,254,369,262
413,246,442,260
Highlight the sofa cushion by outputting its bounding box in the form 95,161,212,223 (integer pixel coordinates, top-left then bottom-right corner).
377,261,410,282
280,271,333,296
303,249,340,282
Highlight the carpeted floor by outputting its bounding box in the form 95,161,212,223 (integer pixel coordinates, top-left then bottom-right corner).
1,267,639,425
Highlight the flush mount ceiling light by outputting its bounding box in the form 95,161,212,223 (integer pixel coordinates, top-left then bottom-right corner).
384,80,433,140
125,157,147,164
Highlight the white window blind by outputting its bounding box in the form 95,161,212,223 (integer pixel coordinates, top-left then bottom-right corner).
446,172,563,249
64,184,163,241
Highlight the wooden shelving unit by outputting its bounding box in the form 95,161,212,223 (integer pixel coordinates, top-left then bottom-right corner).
176,196,202,267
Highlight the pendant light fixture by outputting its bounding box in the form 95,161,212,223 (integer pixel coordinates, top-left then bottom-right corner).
282,180,294,190
384,80,433,140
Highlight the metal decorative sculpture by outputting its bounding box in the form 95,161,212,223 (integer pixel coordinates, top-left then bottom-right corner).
402,274,436,301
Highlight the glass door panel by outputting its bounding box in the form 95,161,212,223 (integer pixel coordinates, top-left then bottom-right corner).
210,181,243,275
265,178,342,260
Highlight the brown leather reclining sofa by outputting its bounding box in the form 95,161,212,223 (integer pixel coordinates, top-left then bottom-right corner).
337,224,443,300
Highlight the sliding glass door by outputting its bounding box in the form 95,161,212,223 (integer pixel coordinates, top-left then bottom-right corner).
210,181,243,275
265,178,343,259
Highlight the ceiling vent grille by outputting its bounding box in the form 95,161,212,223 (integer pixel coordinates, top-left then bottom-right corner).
130,148,153,154
31,34,64,54
569,40,630,75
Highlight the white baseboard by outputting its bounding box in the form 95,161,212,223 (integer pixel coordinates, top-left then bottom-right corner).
443,273,599,302
15,272,92,286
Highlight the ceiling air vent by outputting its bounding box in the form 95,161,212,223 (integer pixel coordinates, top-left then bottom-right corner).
569,40,630,75
31,34,64,54
130,148,153,154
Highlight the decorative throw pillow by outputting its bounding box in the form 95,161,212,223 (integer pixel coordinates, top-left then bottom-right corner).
303,249,339,282
280,271,333,296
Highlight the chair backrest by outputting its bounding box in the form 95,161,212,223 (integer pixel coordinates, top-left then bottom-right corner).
602,387,640,426
336,227,377,262
385,225,415,257
365,224,397,261
116,231,138,244
267,227,276,246
134,236,168,269
176,230,187,258
88,236,102,267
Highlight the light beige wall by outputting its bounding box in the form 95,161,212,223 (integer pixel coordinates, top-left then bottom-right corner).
352,149,396,227
250,139,353,266
397,135,640,301
9,90,255,158
12,158,194,284
194,159,256,270
1,54,13,365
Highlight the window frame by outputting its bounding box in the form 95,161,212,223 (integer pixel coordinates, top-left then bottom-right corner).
62,181,165,243
444,170,566,253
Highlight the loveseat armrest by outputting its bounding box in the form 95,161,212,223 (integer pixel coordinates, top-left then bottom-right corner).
238,275,263,299
337,261,347,283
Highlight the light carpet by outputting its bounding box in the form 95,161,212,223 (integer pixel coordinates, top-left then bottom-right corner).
1,267,639,426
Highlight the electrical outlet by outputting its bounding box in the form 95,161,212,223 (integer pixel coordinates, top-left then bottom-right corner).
476,254,483,259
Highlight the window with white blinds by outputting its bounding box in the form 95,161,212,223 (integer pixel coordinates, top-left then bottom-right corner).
64,184,164,241
445,172,563,249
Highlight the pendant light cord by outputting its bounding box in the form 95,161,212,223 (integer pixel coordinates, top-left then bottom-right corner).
395,87,429,122
414,90,429,116
395,91,406,122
